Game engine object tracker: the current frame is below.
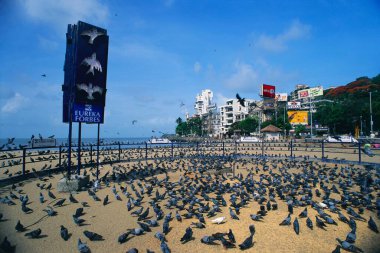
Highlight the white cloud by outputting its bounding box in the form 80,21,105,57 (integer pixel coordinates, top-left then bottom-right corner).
1,93,29,113
194,62,202,73
19,0,109,30
256,20,311,52
225,61,259,89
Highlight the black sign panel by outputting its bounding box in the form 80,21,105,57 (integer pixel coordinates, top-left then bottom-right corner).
62,21,109,124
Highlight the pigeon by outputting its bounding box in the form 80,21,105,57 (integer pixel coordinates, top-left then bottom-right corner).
126,248,138,253
160,241,171,253
180,227,193,243
137,222,151,232
39,192,44,203
78,238,90,253
0,237,14,253
211,216,226,224
332,245,341,253
293,218,300,234
83,230,103,241
316,216,327,229
74,207,84,218
60,225,69,241
306,217,313,230
368,216,379,233
228,229,236,243
25,228,41,238
346,228,356,243
299,208,307,218
229,208,239,220
103,195,109,206
250,214,263,221
201,236,217,244
44,206,57,216
118,232,130,244
73,215,85,226
219,237,236,249
15,220,25,232
279,214,291,225
138,207,149,221
53,198,66,207
336,238,363,253
81,53,102,75
236,93,246,107
239,234,254,250
69,193,78,203
48,190,56,199
155,232,166,242
81,28,104,44
131,207,143,216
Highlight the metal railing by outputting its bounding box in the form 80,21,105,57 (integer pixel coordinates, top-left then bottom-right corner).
0,139,379,184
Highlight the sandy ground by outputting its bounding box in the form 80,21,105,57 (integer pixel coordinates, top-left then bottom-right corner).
0,155,379,253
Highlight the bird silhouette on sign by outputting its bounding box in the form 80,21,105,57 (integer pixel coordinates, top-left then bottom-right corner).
81,53,102,75
236,93,245,107
81,28,105,44
132,120,137,125
77,83,103,100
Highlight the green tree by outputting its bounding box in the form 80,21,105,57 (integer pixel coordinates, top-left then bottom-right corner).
176,117,183,125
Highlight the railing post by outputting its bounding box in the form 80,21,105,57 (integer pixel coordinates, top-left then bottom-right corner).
290,139,293,158
59,145,62,167
261,138,264,157
118,143,121,162
22,148,26,176
321,140,324,160
145,142,148,162
358,139,361,163
90,144,93,165
222,142,225,158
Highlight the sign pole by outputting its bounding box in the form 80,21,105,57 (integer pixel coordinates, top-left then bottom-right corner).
77,122,82,175
96,123,100,180
67,99,73,179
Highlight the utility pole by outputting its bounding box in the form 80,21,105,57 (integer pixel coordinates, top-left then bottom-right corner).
360,115,363,136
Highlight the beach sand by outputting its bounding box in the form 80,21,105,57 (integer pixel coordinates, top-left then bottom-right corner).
0,148,380,253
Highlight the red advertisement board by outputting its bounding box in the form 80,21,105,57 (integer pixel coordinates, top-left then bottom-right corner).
262,84,276,98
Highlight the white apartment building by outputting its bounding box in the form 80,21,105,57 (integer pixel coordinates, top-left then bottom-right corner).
219,99,255,135
194,89,213,116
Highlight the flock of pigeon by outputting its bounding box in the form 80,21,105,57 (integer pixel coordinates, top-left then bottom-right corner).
0,149,380,252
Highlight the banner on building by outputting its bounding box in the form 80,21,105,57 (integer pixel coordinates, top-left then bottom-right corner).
287,101,301,109
261,84,276,98
275,93,288,102
297,86,323,99
288,111,308,125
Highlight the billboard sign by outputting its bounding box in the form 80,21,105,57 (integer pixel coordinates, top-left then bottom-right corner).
287,101,301,109
32,138,56,148
275,93,288,102
261,84,276,98
63,21,109,123
298,86,323,99
288,111,308,125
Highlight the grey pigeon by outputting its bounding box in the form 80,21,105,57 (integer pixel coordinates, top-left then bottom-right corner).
60,225,69,241
78,239,90,253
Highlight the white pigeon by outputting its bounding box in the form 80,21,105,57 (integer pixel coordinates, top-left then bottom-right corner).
319,202,327,209
211,216,226,224
81,53,102,75
76,83,103,100
81,28,104,44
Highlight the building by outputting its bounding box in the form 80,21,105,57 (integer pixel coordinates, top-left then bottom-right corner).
219,98,255,136
194,89,214,116
261,124,283,140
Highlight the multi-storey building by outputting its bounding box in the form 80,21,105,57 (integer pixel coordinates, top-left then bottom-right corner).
219,99,255,136
194,89,213,116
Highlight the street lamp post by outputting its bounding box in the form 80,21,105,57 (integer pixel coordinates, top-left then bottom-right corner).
309,96,313,136
370,91,374,137
360,115,363,136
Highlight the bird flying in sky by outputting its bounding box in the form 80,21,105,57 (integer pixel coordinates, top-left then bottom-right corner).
81,53,102,75
41,74,46,77
236,93,246,107
80,28,104,44
132,120,137,125
77,83,103,100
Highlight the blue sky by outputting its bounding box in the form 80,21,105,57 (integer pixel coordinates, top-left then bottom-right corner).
0,0,379,138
